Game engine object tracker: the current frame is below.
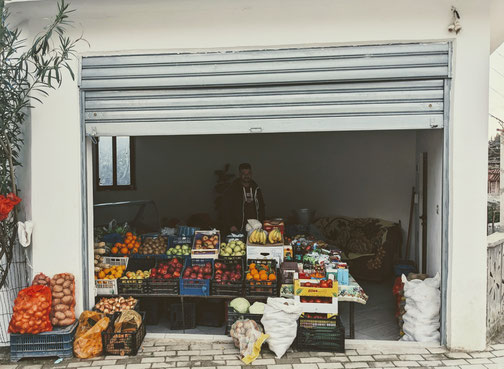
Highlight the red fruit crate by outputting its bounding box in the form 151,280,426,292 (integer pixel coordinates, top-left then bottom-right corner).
211,258,244,296
146,258,184,295
180,259,213,296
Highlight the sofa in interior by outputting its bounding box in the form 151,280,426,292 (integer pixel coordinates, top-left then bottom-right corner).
314,216,402,281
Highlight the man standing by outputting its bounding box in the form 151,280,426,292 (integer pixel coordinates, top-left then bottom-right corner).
222,163,265,234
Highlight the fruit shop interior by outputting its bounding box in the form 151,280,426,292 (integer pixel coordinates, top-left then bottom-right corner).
92,129,444,340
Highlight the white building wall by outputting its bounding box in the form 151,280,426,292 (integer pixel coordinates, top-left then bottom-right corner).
7,0,490,350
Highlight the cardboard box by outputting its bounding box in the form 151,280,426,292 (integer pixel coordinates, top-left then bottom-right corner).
294,273,338,297
247,245,284,264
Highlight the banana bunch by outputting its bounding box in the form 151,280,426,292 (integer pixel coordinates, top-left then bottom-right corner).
249,229,267,245
268,228,282,244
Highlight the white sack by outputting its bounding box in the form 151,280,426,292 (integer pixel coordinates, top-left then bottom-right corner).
400,273,441,343
261,297,303,358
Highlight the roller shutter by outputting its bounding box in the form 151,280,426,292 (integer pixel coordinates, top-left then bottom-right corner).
80,42,450,136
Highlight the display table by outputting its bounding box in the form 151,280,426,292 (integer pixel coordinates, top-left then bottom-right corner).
338,274,368,339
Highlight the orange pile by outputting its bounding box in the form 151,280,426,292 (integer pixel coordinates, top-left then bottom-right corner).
95,265,126,280
111,232,140,255
246,262,276,285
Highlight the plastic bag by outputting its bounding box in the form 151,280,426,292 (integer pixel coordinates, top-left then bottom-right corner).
261,297,303,358
31,272,51,286
230,319,269,364
50,273,76,327
400,273,440,342
73,311,110,359
8,285,52,334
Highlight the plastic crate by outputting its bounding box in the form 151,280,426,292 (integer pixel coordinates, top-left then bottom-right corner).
180,259,213,296
178,225,199,237
225,306,263,335
170,303,196,330
117,259,154,294
102,311,146,356
196,300,225,327
211,258,244,296
140,298,162,325
10,321,78,362
296,315,345,352
245,259,278,297
93,297,139,317
146,258,183,295
95,257,129,295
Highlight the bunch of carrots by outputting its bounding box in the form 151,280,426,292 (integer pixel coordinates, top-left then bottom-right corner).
246,262,276,284
110,232,140,255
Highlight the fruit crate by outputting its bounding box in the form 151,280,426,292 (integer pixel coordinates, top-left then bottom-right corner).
146,258,183,295
245,259,278,297
294,295,338,314
180,259,213,296
211,258,244,296
294,273,338,297
117,259,154,294
95,257,129,296
10,321,78,362
296,315,345,352
93,297,139,317
225,306,263,335
178,225,199,237
102,312,146,356
192,230,220,259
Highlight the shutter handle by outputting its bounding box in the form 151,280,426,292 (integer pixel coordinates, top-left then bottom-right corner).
249,127,263,133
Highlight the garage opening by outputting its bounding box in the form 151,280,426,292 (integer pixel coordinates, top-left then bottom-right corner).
82,42,449,343
89,128,443,340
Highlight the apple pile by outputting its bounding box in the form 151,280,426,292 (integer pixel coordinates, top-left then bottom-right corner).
183,261,213,280
150,258,183,280
194,234,219,250
214,261,243,284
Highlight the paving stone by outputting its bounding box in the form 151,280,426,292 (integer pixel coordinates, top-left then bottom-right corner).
199,350,223,355
299,358,325,363
372,355,398,362
491,344,504,350
19,366,43,369
176,363,190,367
224,349,240,354
102,366,127,369
126,365,152,369
287,353,308,359
422,354,447,361
326,357,349,363
427,347,448,354
458,364,487,369
292,365,319,369
309,353,333,357
251,360,276,366
191,345,213,350
68,363,92,367
446,352,472,359
434,366,460,369
467,359,492,364
274,358,300,365
442,359,468,366
219,367,242,369
490,355,504,363
93,360,117,366
142,347,166,353
214,355,239,360
116,358,143,365
225,360,244,366
212,344,236,350
190,356,214,361
177,351,199,356
342,363,369,369
163,357,189,363
470,352,494,359
151,363,176,368
348,356,373,362
392,361,420,367
367,362,395,368
483,364,502,369
416,360,442,367
268,365,293,369
152,352,177,357
491,350,504,356
141,358,165,364
355,350,382,356
398,354,423,361
344,351,358,356
316,364,344,369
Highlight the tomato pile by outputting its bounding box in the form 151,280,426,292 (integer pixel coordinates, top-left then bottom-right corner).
299,296,333,304
300,280,334,288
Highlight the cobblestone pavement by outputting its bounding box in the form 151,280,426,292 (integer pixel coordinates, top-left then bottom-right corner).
2,337,504,369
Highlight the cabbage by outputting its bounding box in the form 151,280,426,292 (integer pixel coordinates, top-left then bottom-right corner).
230,298,250,314
249,302,265,314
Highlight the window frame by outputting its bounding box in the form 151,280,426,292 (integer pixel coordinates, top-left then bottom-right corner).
95,136,136,191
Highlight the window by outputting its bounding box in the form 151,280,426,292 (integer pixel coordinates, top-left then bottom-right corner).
96,136,135,190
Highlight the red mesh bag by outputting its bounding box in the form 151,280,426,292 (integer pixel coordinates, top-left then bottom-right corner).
8,285,52,334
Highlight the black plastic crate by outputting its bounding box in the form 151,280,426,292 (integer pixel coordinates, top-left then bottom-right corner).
211,258,244,296
225,306,263,335
117,259,154,294
296,315,345,352
139,298,161,325
93,297,139,317
146,258,183,295
10,321,78,362
102,311,146,356
170,303,196,330
245,259,278,297
196,300,225,327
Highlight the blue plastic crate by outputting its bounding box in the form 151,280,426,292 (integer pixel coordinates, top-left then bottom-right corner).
177,226,199,237
180,259,213,296
10,321,78,362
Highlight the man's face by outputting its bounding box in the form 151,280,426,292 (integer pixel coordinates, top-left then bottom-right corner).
240,168,252,186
